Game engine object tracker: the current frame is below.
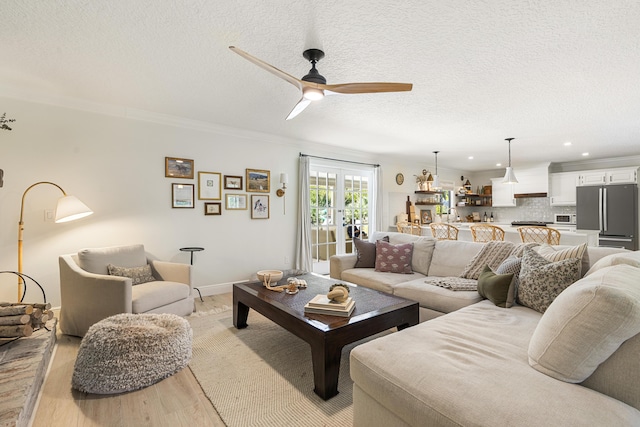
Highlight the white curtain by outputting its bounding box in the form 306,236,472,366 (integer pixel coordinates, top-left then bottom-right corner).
369,165,383,238
295,155,313,272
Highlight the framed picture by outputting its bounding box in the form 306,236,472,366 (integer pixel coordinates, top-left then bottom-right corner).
225,193,247,210
198,171,221,200
421,209,432,224
472,212,481,222
172,183,194,208
224,175,243,190
204,202,222,215
165,157,194,179
246,168,270,193
251,195,269,219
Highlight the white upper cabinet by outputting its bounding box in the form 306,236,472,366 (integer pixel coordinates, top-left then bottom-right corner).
491,177,516,207
549,172,580,206
578,167,638,186
578,170,606,186
606,168,638,184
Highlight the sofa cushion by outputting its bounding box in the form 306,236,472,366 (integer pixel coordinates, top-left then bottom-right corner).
350,300,640,426
353,236,389,268
375,241,414,274
78,244,148,275
428,240,483,277
528,264,640,383
342,269,425,294
585,250,640,277
534,243,588,276
517,247,581,313
477,265,515,308
460,241,516,280
409,238,436,276
394,277,482,313
131,281,191,313
107,263,156,285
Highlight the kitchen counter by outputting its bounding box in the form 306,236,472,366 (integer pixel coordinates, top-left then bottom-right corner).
394,222,599,246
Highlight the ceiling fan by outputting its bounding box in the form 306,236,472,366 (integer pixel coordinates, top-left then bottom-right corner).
229,46,413,120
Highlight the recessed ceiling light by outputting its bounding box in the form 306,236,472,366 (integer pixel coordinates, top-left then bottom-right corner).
564,142,572,146
468,156,474,160
496,163,502,167
582,152,589,156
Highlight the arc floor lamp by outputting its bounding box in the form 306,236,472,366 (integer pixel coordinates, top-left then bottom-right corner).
17,181,93,301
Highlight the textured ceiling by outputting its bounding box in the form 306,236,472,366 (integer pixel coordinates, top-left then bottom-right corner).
2,1,640,171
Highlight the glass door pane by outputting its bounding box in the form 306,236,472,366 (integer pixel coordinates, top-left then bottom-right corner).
309,165,372,275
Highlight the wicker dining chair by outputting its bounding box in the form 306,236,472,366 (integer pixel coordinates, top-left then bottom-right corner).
470,224,505,242
397,221,422,236
429,223,459,240
517,226,561,245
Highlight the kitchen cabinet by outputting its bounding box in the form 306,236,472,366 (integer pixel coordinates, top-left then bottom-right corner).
578,167,638,186
491,178,515,207
606,168,638,184
549,172,580,206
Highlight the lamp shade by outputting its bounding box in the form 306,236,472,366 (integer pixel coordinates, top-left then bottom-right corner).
280,173,289,184
432,175,441,190
55,195,93,223
503,167,519,184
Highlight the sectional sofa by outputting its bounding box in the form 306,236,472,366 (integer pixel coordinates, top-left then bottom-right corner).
329,231,640,426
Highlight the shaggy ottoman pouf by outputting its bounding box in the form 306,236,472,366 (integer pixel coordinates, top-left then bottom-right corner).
72,313,192,394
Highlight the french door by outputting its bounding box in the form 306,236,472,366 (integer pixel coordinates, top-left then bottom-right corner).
309,164,372,274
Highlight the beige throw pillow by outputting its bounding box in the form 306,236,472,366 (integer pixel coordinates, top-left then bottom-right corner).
528,264,640,383
535,243,588,276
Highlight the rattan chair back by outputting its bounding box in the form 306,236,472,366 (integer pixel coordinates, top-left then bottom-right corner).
517,226,561,245
470,224,505,242
429,223,459,240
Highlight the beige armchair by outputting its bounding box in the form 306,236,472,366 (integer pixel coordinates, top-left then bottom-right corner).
59,244,193,337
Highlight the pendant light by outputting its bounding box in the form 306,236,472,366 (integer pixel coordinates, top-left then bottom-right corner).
432,151,441,190
502,138,518,184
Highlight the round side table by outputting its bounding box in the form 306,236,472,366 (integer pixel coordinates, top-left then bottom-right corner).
179,247,205,302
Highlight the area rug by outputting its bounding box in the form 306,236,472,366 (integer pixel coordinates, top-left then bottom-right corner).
187,306,389,426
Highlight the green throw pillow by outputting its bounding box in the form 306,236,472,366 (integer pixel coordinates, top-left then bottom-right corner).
477,265,515,308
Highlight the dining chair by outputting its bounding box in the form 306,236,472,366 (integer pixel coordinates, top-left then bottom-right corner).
429,223,459,240
517,226,561,245
470,224,505,242
397,221,422,236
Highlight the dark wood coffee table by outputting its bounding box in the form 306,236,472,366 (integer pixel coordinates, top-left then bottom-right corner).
233,273,419,400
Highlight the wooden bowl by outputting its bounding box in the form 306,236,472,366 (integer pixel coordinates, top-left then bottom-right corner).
257,270,283,283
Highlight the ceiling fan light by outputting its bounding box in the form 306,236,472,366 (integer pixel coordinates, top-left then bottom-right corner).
302,87,324,101
503,167,519,184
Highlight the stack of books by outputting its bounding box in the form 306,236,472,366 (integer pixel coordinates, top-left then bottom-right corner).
304,294,355,317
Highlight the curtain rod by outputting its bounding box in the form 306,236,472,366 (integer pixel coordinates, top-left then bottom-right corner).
299,153,379,168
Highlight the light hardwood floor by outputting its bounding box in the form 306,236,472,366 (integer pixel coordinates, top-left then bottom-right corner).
33,294,232,427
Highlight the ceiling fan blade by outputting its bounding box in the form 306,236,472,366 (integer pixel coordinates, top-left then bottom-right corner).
321,82,413,95
286,98,311,120
229,46,302,90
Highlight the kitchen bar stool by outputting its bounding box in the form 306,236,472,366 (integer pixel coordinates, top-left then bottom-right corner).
470,224,505,242
430,223,459,240
517,226,561,245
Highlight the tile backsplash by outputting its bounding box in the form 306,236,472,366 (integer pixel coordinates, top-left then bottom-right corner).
454,197,576,223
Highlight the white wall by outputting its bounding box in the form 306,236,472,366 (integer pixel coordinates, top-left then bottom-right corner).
1,97,462,306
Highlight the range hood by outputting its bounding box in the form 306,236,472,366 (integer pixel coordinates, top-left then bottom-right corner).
507,163,550,199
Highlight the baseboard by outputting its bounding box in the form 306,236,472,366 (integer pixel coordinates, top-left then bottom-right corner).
194,280,249,297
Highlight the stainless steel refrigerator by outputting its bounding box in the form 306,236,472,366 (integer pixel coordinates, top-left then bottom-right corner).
576,184,638,250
